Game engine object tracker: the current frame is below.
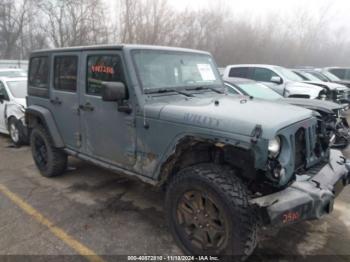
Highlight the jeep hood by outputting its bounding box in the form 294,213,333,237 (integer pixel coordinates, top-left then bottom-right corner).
147,95,313,139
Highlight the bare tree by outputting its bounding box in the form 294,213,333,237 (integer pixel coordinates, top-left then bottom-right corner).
38,0,110,47
1,0,350,67
115,0,178,45
0,0,30,59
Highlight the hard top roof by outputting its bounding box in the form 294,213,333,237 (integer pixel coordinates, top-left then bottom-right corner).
31,44,210,55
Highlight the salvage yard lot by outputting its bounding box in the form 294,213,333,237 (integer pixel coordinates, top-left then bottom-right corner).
0,133,350,261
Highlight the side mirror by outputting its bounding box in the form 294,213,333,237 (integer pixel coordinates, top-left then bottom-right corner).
271,76,283,84
101,82,131,114
101,82,127,102
0,94,5,102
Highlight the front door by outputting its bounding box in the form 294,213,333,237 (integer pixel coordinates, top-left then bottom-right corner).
79,51,135,167
251,67,285,95
49,53,81,150
0,81,9,133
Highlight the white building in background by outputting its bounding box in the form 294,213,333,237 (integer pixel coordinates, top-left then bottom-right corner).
0,60,28,71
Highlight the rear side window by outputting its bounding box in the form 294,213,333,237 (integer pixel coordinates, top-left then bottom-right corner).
29,57,49,89
54,56,78,92
329,69,346,79
251,68,278,82
229,67,249,78
87,55,126,96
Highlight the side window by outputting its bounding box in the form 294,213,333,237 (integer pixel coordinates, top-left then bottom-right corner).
329,69,346,79
252,68,278,82
229,67,249,78
0,81,9,100
54,56,78,92
87,55,126,96
29,57,49,89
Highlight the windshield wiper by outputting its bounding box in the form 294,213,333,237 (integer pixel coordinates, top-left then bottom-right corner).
145,88,194,97
185,86,225,94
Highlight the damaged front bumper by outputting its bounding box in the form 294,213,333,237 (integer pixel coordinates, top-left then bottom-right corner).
251,150,350,226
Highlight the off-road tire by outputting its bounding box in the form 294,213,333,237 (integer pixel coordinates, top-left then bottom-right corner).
30,125,67,177
8,117,27,146
165,164,257,259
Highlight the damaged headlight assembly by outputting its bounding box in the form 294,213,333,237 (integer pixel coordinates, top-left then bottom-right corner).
267,136,286,181
268,136,281,158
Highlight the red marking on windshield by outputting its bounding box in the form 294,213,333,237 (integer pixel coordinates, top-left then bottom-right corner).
91,65,114,75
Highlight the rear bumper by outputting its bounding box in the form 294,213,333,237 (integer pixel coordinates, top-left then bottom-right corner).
251,150,350,226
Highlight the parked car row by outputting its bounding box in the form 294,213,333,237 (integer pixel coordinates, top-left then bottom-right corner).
223,64,350,104
0,46,349,259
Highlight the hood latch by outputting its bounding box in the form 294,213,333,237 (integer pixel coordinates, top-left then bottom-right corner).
251,124,263,144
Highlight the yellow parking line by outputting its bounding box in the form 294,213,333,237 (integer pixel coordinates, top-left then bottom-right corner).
0,183,105,262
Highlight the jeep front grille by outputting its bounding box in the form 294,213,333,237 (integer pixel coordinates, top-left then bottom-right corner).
294,128,307,170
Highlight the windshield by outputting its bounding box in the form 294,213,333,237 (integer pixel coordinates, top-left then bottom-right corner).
0,70,27,78
274,66,304,82
237,82,282,100
323,71,341,81
299,71,321,81
133,50,222,91
309,72,329,82
7,80,27,98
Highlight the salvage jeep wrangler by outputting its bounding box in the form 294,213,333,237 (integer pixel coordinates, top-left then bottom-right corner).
26,45,350,258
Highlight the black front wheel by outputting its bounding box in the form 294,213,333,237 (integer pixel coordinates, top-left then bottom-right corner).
165,164,257,259
30,126,67,177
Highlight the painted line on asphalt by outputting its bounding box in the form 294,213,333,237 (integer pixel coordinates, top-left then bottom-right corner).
0,183,105,262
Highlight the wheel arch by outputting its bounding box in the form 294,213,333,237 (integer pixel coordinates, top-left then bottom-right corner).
156,135,256,187
25,105,64,148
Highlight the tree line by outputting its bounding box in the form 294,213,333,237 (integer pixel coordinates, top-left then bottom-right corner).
0,0,349,67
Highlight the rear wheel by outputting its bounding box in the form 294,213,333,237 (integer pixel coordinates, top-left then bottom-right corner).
30,125,67,177
165,164,257,259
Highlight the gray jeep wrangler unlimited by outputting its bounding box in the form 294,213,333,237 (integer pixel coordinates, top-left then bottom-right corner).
26,45,350,258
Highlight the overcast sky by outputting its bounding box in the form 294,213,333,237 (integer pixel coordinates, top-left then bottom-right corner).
168,0,350,34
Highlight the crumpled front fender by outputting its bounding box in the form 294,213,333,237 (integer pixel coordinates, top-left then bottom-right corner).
4,102,25,126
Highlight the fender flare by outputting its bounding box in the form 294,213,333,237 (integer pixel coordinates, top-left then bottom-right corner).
153,132,253,184
25,105,65,148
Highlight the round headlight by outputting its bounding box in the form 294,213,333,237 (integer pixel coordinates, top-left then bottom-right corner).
268,136,281,158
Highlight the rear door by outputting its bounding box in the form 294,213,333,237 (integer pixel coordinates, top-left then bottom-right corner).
79,50,135,167
251,67,284,95
49,53,81,150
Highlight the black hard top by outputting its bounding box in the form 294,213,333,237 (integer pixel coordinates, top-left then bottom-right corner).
31,44,210,55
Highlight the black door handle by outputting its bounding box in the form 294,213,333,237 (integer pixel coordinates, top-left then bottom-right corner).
79,103,94,112
50,97,62,105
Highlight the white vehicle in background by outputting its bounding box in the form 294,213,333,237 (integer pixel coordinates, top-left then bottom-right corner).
223,64,328,100
0,68,27,78
0,77,28,146
0,60,28,71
